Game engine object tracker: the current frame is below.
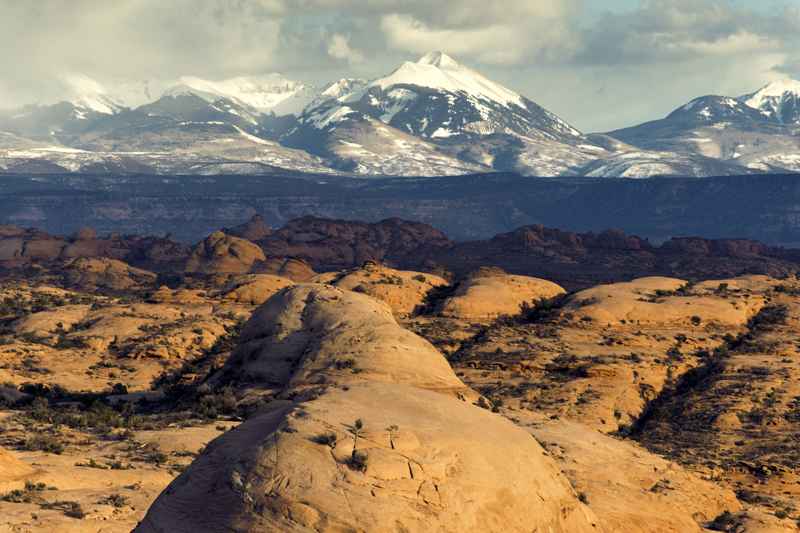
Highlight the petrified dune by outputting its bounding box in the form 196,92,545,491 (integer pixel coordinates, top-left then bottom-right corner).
565,276,764,326
255,257,317,282
221,274,295,305
312,262,448,315
63,257,157,291
135,285,599,532
529,418,741,532
185,231,266,274
440,267,565,320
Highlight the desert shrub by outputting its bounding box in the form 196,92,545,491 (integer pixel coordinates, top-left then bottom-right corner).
518,295,567,324
747,304,788,331
1,481,49,503
347,450,368,472
414,282,457,316
98,493,129,508
708,511,740,531
312,432,337,447
192,387,238,419
375,275,403,285
41,500,85,519
24,397,142,434
20,356,52,374
24,433,65,454
140,443,168,465
666,345,684,361
773,284,800,296
53,335,88,350
334,359,356,370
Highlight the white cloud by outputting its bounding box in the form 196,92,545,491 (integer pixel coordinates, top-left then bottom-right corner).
327,33,365,64
378,1,580,65
683,31,779,56
0,0,286,107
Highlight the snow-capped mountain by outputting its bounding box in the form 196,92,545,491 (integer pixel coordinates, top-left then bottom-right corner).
607,82,800,173
2,57,800,178
741,79,800,125
301,52,581,142
286,52,595,175
666,96,768,125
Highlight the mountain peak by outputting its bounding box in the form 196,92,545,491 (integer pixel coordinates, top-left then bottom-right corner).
365,53,525,108
751,78,800,97
742,78,800,124
417,51,461,69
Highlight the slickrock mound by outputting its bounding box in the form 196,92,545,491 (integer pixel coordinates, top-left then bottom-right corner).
440,267,565,320
313,262,448,315
226,285,472,396
12,304,92,341
225,214,272,242
256,216,453,271
0,416,237,533
63,257,157,291
431,276,768,433
634,281,800,520
221,274,295,305
564,276,765,327
148,286,208,304
136,285,599,532
529,418,741,532
185,231,266,274
693,274,783,293
255,257,316,282
0,284,241,392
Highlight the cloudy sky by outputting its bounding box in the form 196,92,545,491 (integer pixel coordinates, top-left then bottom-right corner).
2,0,800,131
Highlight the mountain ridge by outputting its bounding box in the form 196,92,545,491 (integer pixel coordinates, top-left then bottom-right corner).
1,54,799,178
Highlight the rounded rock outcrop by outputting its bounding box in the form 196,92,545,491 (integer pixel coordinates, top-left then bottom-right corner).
185,232,266,274
440,268,565,320
135,285,599,533
313,263,448,315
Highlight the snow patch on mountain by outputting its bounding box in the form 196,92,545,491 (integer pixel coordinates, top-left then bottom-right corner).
61,74,127,116
345,51,524,108
319,79,368,102
164,74,317,115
